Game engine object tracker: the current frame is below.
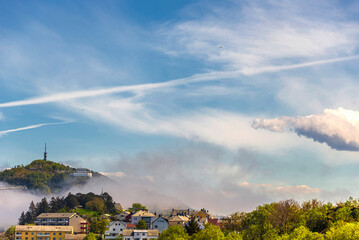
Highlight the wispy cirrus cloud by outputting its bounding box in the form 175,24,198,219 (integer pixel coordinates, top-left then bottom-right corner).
0,122,71,137
158,0,359,71
252,108,359,151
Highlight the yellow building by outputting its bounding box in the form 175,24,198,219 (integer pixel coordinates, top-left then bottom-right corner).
15,225,73,240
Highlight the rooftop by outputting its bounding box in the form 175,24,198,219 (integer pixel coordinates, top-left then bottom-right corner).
37,213,76,219
15,225,73,232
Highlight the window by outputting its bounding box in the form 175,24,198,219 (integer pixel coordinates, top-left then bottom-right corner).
25,237,28,240
53,233,56,235
59,238,62,240
25,233,28,235
31,238,34,240
31,233,34,235
53,238,56,240
59,233,62,235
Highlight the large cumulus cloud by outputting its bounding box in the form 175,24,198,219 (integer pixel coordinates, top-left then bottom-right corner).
252,108,359,151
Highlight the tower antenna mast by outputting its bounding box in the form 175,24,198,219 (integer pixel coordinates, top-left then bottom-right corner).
44,143,47,161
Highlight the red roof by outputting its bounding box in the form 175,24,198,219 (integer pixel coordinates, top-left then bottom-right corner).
126,224,136,229
208,218,219,225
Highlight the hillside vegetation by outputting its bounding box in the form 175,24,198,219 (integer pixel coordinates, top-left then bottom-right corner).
0,160,98,193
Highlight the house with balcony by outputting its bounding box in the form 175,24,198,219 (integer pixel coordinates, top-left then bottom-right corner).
122,230,158,240
130,211,156,229
35,213,89,234
104,221,126,240
15,225,73,240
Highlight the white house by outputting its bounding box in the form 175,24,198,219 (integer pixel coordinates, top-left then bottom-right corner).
122,230,158,240
131,211,156,229
152,216,168,233
105,221,126,239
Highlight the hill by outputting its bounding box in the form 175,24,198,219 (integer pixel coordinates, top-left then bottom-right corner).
0,160,102,193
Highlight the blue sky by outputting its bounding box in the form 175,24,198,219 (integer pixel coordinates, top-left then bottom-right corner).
1,0,359,214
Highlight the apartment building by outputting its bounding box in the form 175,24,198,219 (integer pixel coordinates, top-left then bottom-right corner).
35,213,89,234
15,225,73,240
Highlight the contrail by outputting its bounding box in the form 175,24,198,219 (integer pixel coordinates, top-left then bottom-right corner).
0,122,71,137
0,55,358,108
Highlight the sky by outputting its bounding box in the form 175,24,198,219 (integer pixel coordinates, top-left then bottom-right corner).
1,0,359,217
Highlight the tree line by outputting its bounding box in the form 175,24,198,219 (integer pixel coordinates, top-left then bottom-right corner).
18,192,117,225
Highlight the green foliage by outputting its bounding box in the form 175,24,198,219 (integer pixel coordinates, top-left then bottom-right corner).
19,192,116,225
185,216,201,236
325,222,359,240
90,219,109,234
159,225,189,240
86,198,105,213
278,226,324,240
5,226,15,240
0,160,76,193
128,203,147,213
191,224,225,240
225,232,243,240
84,232,97,240
136,220,147,230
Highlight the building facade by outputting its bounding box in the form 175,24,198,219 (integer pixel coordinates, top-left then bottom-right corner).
151,216,168,233
35,213,89,234
105,221,126,240
122,230,158,240
131,211,156,229
15,225,73,240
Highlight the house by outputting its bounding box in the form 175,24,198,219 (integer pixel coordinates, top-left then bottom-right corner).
170,209,194,217
35,213,89,234
151,216,168,233
115,211,130,222
168,215,189,227
15,225,73,240
126,224,135,230
105,221,126,240
122,230,158,240
194,209,214,224
70,168,92,178
131,211,156,229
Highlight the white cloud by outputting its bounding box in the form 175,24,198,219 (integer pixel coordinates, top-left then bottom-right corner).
238,181,321,196
158,0,359,71
252,108,359,151
0,122,71,137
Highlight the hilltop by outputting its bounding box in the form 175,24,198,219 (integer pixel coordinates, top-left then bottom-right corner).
0,160,102,193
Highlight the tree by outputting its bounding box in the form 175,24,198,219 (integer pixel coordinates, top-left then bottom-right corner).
49,196,65,212
225,232,243,240
159,225,189,240
90,219,109,234
5,226,15,240
128,203,147,213
37,197,49,214
136,220,147,230
18,212,26,225
268,199,300,234
278,226,324,240
86,198,105,213
65,193,79,209
84,232,97,240
191,224,225,240
325,222,359,240
185,216,201,236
